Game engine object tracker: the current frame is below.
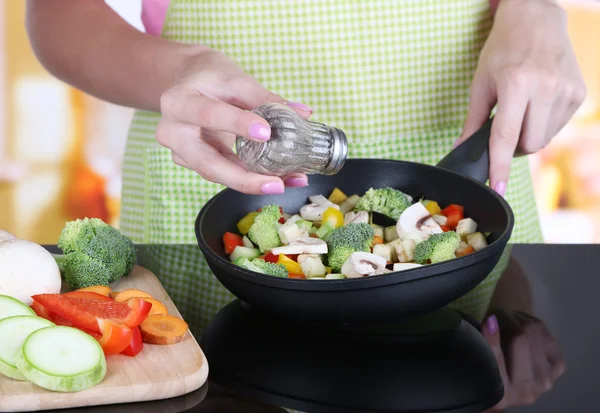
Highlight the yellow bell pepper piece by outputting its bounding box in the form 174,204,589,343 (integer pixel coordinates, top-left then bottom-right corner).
237,211,259,235
424,201,441,216
325,266,332,274
277,254,304,275
322,207,344,228
328,188,348,205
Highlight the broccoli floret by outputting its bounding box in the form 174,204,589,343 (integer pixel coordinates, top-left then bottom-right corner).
251,258,289,278
247,204,282,253
326,222,375,271
53,218,137,289
414,231,461,264
354,187,412,220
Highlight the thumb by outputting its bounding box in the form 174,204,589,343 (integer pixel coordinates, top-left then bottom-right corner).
482,314,511,409
453,72,496,149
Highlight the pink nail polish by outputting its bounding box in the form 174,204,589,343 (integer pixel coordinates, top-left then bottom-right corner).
285,102,313,113
494,181,507,197
284,177,308,188
261,181,285,194
248,122,271,141
486,315,499,334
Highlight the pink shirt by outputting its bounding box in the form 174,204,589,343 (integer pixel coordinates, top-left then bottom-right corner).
141,0,501,37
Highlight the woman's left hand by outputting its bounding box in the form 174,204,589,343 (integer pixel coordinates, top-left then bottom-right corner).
456,0,587,197
481,310,566,411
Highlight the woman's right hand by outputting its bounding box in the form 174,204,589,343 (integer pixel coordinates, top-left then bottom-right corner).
157,48,313,195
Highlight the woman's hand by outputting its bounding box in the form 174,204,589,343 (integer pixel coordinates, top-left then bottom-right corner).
481,310,566,411
157,48,313,195
456,0,586,197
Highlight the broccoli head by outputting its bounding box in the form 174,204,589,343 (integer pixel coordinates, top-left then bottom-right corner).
414,231,461,264
354,187,412,220
326,222,375,271
251,258,289,278
247,204,282,253
234,256,289,278
54,218,137,289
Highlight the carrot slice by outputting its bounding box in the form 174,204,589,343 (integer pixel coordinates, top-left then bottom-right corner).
113,289,153,302
372,235,383,246
139,314,188,345
456,245,475,257
127,297,168,316
74,285,112,297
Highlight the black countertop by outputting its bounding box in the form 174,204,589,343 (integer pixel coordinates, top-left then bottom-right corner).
33,245,600,412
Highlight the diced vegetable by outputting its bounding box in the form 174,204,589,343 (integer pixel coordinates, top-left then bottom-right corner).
395,239,417,263
262,252,279,263
139,315,188,345
456,218,478,237
456,241,469,254
299,256,327,278
432,215,448,226
237,212,259,235
288,273,306,279
372,244,392,262
0,295,36,321
371,226,384,239
242,235,254,248
322,207,345,229
15,326,107,392
325,273,345,280
277,254,304,275
424,200,441,216
74,285,112,297
441,204,465,229
223,232,244,255
229,246,261,262
316,221,336,239
441,204,464,216
286,214,302,224
296,220,313,231
328,188,348,205
456,245,475,257
392,263,423,272
441,225,450,232
384,226,399,242
121,327,143,357
278,221,307,244
0,315,55,381
372,235,384,246
339,194,360,214
467,232,488,251
112,289,153,303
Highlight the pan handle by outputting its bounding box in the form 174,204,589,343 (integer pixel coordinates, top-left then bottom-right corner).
436,117,493,183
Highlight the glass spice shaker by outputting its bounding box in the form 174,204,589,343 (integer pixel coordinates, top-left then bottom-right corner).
236,103,348,176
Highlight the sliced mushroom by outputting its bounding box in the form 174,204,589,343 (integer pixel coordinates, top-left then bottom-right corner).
270,237,328,255
344,211,369,225
299,202,340,221
309,195,337,208
396,202,443,240
341,252,387,278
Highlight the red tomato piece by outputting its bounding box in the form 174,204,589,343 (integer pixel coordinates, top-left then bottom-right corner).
32,294,151,332
223,232,244,255
121,326,144,357
441,204,464,217
97,319,134,355
445,212,463,229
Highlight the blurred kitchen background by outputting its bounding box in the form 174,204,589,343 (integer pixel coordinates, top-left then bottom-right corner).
1,0,600,244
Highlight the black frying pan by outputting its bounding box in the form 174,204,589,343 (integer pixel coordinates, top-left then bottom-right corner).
195,118,514,325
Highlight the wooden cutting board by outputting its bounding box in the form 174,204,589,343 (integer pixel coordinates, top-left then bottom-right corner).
0,266,209,412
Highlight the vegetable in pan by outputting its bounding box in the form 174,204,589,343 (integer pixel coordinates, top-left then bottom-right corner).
224,186,489,280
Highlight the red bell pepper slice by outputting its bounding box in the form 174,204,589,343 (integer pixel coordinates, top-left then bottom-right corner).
441,204,464,217
97,319,133,355
121,327,144,357
32,294,151,333
63,291,113,301
263,251,298,263
32,299,101,339
445,212,463,229
223,232,244,255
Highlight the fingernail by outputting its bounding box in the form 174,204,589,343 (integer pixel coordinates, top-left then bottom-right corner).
486,315,499,334
286,102,313,113
261,181,285,194
248,122,271,141
284,177,308,188
494,181,507,197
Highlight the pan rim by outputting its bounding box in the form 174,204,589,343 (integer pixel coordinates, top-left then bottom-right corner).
195,158,514,291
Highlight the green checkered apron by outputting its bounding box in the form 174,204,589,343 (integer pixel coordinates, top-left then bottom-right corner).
120,0,543,339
